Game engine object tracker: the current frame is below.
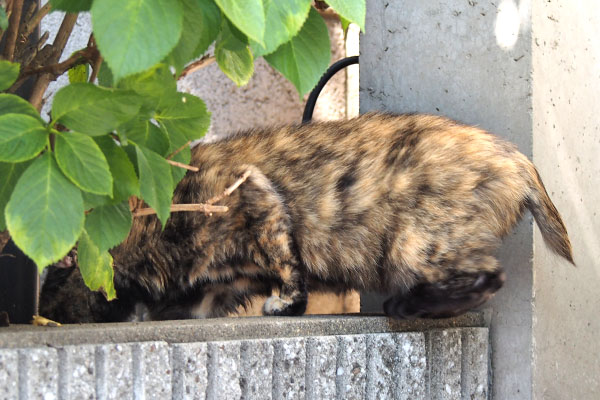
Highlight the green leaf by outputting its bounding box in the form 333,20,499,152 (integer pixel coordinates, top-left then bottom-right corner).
0,161,29,230
251,0,311,57
55,131,113,195
156,93,210,142
78,230,116,300
0,114,47,163
214,0,265,45
265,7,330,96
91,0,183,81
340,15,351,33
118,64,177,108
194,0,222,57
97,60,114,87
326,0,365,32
164,0,221,75
136,145,173,227
94,136,140,203
68,63,89,83
0,60,20,91
50,0,93,12
124,119,170,156
5,153,84,270
215,19,254,86
0,6,8,31
85,202,132,253
52,83,141,136
0,94,44,121
81,191,112,210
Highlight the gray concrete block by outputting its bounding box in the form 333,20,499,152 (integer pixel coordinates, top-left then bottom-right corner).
96,343,133,399
335,335,366,400
58,345,96,400
172,342,208,400
395,332,427,400
240,339,273,400
133,342,171,400
365,333,397,400
18,347,59,400
461,328,489,400
206,341,241,400
0,349,18,399
429,330,462,400
306,336,337,399
273,337,306,400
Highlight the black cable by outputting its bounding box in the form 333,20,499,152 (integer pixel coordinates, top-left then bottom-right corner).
302,55,359,124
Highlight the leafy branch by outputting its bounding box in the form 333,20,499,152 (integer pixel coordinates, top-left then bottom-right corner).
0,0,366,297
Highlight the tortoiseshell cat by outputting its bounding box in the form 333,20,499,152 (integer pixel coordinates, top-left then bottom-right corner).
40,113,574,323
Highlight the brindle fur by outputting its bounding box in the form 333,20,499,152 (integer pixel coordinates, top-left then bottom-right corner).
40,113,574,323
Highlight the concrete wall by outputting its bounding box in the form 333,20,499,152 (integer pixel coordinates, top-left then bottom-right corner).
530,1,600,398
360,1,599,398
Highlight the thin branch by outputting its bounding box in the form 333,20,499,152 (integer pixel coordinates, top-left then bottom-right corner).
167,140,192,160
88,36,102,83
22,2,51,38
166,159,199,172
133,204,229,217
3,0,23,61
178,55,215,80
206,170,252,205
23,46,95,77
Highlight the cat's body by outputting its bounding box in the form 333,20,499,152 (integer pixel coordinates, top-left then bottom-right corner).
40,113,574,323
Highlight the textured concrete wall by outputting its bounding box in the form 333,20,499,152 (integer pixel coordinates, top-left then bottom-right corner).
0,325,489,399
360,1,599,399
530,1,600,398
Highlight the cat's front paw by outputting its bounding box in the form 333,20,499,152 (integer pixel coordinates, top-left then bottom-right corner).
263,295,293,316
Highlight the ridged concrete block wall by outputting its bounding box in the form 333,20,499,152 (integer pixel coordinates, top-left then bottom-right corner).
0,327,488,399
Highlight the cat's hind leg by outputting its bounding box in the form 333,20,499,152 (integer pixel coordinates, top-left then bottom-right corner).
384,256,505,319
235,166,308,316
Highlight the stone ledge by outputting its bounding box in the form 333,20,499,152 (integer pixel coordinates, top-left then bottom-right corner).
0,328,490,399
0,311,488,348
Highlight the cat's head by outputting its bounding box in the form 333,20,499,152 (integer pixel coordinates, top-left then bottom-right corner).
39,264,135,323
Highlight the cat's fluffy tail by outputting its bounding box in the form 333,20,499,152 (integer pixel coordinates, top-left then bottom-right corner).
525,164,575,265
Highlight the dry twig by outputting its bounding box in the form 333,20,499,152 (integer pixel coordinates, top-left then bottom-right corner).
133,204,228,217
206,170,252,205
178,55,215,80
133,170,252,218
166,159,199,172
167,140,192,160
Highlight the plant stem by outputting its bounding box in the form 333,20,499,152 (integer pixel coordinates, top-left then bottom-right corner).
21,1,51,38
2,0,23,61
29,12,78,111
